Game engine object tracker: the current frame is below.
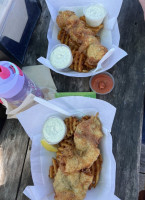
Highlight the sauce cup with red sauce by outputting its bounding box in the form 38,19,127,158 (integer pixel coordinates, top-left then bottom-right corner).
89,72,115,95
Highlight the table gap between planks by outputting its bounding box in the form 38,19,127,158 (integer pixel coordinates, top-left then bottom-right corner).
0,0,145,199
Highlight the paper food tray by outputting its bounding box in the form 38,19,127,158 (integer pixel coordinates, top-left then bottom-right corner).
17,96,120,200
38,0,127,77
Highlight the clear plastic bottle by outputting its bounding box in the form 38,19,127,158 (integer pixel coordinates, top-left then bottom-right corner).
0,61,43,106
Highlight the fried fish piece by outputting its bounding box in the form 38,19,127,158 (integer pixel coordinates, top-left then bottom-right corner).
53,168,93,200
80,16,104,34
56,10,75,28
75,114,103,144
56,138,75,163
58,29,98,72
60,114,103,173
60,138,100,173
86,43,108,65
56,11,107,65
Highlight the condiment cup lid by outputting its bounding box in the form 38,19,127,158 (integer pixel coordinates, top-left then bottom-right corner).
89,72,115,95
49,44,73,70
42,116,66,145
83,3,107,20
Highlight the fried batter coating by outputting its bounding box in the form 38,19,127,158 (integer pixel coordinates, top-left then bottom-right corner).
86,44,108,65
59,115,103,173
53,168,93,200
56,11,75,28
56,11,108,65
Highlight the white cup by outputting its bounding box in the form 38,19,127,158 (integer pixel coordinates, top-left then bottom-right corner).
83,4,107,27
49,44,73,70
42,116,66,145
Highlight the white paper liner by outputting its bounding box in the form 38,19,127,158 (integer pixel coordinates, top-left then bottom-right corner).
17,96,120,200
38,0,127,77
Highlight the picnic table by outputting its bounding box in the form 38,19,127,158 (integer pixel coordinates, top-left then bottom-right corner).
0,0,145,199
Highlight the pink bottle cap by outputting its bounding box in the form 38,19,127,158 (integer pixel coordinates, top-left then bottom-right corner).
0,65,10,79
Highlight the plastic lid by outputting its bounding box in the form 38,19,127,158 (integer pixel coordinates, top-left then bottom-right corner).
0,66,10,79
42,116,66,145
0,61,24,99
89,72,115,95
49,44,73,70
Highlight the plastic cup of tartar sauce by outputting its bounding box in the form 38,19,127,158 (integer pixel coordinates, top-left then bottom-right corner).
42,116,66,145
83,4,107,27
49,44,73,70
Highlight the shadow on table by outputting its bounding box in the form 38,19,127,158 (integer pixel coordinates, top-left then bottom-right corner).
142,100,145,143
139,190,145,200
0,104,6,133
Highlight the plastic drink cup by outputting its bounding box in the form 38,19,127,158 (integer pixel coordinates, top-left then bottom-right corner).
0,61,43,106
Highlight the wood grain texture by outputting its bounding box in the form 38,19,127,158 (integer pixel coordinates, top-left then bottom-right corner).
0,1,50,199
23,0,50,66
140,144,145,174
16,140,32,200
98,0,145,199
139,173,145,192
99,0,145,199
16,1,51,199
0,120,29,200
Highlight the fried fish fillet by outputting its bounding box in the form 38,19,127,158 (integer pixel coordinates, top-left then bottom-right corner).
56,11,107,65
75,114,103,144
60,114,103,173
53,168,93,200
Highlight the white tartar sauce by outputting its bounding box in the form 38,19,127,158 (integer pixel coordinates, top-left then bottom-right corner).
84,4,107,27
43,117,66,144
50,45,72,70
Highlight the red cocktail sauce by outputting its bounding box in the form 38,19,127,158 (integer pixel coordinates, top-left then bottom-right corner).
90,73,114,94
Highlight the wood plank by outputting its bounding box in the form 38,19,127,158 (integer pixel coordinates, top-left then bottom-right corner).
16,140,32,200
140,144,145,173
104,0,145,199
139,173,145,192
16,1,51,199
23,0,50,66
0,119,29,200
0,1,50,199
0,104,6,133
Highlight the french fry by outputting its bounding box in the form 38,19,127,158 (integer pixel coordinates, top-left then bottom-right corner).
64,116,79,139
58,29,96,72
49,116,103,188
80,16,104,34
49,158,58,179
89,154,103,189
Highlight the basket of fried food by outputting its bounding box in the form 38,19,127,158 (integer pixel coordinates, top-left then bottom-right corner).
49,114,103,200
57,11,108,73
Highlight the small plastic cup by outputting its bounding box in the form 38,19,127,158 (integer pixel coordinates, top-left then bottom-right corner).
89,72,115,95
42,116,66,145
49,44,73,70
83,4,107,27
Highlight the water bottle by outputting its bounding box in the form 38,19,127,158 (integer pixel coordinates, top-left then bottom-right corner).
0,61,43,106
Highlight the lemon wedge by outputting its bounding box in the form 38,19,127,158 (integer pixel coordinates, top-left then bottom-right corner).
41,139,58,152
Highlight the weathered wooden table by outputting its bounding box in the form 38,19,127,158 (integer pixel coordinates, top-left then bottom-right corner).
0,0,145,199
